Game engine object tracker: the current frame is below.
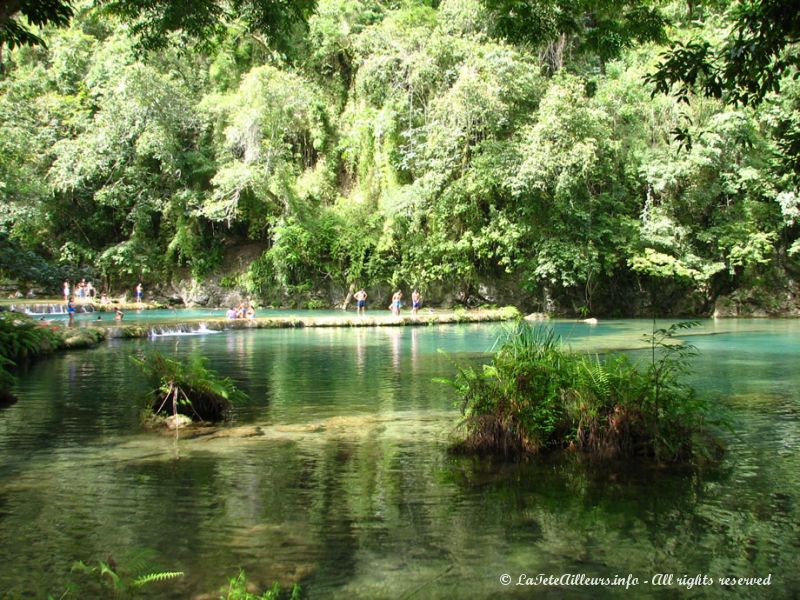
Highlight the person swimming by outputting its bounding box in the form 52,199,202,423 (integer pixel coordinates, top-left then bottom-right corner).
115,308,123,320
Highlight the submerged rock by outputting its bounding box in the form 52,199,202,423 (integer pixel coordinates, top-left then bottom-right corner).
60,327,107,349
165,414,193,430
524,312,549,321
0,390,18,408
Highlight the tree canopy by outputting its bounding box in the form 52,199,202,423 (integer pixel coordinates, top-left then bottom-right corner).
1,0,798,315
0,0,316,50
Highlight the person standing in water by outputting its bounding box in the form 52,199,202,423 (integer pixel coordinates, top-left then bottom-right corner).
354,288,368,316
390,290,403,316
63,281,70,303
135,282,143,304
411,289,422,315
67,297,76,324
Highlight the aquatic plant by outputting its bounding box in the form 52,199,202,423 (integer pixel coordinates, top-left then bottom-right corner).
49,557,299,599
443,320,715,462
132,352,247,422
50,551,183,598
222,570,301,600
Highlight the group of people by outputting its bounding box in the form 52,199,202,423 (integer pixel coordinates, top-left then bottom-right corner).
63,298,126,324
226,303,256,320
352,288,422,316
62,279,142,324
62,281,143,305
63,279,96,302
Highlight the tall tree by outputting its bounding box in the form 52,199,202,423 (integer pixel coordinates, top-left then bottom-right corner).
0,0,316,51
648,0,800,107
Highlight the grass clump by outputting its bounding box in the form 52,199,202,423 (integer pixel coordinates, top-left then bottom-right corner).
132,352,247,422
442,320,717,462
222,570,301,600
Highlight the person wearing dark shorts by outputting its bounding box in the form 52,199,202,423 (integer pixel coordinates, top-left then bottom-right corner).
354,288,368,316
411,289,421,315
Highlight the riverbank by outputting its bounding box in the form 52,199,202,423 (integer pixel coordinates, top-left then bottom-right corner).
6,307,521,347
1,298,168,314
102,307,521,339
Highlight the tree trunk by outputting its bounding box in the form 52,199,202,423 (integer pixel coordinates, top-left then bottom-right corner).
341,283,355,311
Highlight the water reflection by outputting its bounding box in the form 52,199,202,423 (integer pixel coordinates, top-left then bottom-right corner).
0,321,799,598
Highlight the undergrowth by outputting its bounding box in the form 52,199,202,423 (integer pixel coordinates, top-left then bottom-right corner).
440,320,721,462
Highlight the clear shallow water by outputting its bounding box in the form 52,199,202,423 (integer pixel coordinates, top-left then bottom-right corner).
25,307,351,324
0,320,799,598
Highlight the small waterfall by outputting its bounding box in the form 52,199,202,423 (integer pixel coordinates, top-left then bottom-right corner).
642,183,653,223
11,303,69,316
149,323,220,338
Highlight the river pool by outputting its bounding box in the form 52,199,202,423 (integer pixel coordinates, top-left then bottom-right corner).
0,319,798,598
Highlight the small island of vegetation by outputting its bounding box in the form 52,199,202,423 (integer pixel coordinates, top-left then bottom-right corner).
444,320,718,462
133,351,247,424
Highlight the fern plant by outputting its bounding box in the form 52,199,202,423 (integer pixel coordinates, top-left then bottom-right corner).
50,550,184,599
0,313,62,402
132,351,247,421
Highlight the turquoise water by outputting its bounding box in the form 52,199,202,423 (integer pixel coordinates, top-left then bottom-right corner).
25,307,349,323
1,320,799,598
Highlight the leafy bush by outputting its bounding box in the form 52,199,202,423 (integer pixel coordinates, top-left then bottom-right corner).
222,570,301,600
132,352,247,421
442,320,716,462
0,313,61,363
0,313,62,401
304,299,327,310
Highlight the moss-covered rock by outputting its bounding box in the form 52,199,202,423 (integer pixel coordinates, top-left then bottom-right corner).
59,327,107,349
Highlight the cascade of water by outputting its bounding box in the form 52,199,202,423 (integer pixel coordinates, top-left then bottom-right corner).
12,303,69,315
641,183,652,223
149,322,220,338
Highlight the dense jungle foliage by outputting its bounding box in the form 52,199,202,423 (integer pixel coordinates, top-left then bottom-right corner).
1,0,799,314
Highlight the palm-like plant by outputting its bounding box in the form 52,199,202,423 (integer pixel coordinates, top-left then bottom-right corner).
132,352,247,421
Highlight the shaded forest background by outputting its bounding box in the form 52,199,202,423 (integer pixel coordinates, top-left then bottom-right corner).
1,0,799,316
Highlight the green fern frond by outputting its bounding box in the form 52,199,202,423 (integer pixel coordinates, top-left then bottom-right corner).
131,570,185,587
98,562,122,589
123,548,159,577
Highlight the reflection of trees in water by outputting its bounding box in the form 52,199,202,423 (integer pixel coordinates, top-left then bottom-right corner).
386,327,402,372
354,328,366,376
436,455,799,598
5,326,800,597
410,328,419,375
5,342,149,451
